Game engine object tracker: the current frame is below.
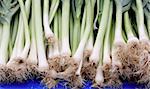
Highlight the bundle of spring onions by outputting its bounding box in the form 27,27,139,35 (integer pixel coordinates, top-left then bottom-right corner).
0,0,150,88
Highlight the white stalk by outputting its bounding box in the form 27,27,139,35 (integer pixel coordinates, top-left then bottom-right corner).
16,16,24,58
95,64,104,85
74,0,96,77
73,0,94,63
8,0,30,64
0,22,10,65
84,31,93,57
112,0,124,69
103,2,113,66
52,13,60,58
9,13,25,62
48,45,53,59
113,1,124,43
43,0,55,43
18,0,31,60
75,58,83,76
0,24,3,45
89,0,110,64
27,3,37,65
61,0,71,57
33,0,49,70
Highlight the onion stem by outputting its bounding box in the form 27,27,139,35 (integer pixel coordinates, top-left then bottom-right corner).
0,24,3,47
73,0,95,63
89,0,110,64
61,0,71,57
17,0,31,59
136,0,149,40
27,2,37,65
52,12,60,59
33,0,49,70
0,22,10,64
43,0,55,44
49,0,60,25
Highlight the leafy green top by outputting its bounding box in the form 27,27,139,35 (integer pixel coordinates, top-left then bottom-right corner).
0,0,19,23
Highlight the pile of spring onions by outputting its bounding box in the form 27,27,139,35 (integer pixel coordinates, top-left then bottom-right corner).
0,0,150,88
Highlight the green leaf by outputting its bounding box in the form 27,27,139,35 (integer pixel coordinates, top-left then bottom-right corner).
0,0,19,23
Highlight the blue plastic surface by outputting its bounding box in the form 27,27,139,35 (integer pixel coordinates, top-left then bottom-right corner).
0,80,145,89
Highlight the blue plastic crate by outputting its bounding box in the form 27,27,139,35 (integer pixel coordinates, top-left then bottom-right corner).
0,79,145,89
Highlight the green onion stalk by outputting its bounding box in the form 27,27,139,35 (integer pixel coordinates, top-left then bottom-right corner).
52,13,60,61
83,0,94,59
122,11,141,80
56,0,95,87
75,1,96,86
26,0,38,79
48,12,62,73
143,0,150,37
45,0,59,72
69,11,74,51
33,0,49,72
119,0,148,82
10,14,19,54
80,6,86,37
6,0,31,82
100,1,113,86
82,7,94,58
73,0,96,86
59,0,71,70
135,0,150,63
144,1,150,37
34,0,58,85
43,0,57,44
33,1,57,87
43,12,62,89
42,4,62,88
75,0,95,78
58,8,62,51
0,0,19,83
49,0,60,25
82,0,110,82
0,21,12,83
134,0,150,55
81,8,94,58
132,0,150,83
81,0,96,59
142,2,150,83
48,44,53,60
9,14,24,62
71,15,80,55
47,0,71,78
97,0,104,26
83,31,94,58
0,24,3,45
110,0,127,85
93,0,112,87
71,0,83,55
